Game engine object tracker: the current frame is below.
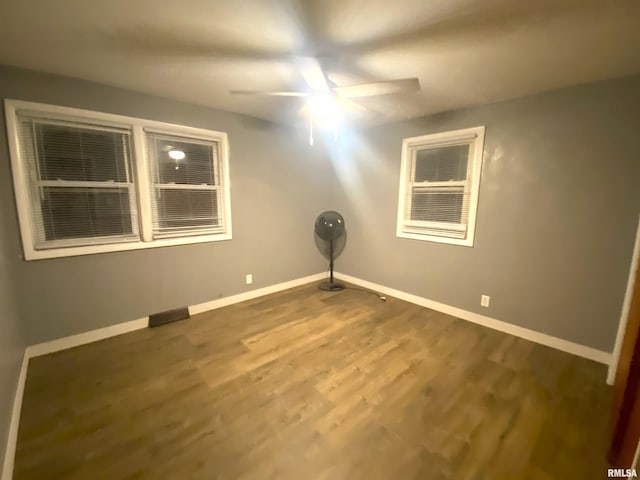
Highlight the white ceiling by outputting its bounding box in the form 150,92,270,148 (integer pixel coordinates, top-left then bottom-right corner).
0,0,639,126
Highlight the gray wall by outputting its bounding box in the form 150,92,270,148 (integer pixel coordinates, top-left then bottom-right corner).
0,153,26,471
1,64,638,354
0,65,335,344
332,76,640,352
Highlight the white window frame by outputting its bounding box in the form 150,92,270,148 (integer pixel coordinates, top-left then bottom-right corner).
396,126,485,247
5,99,232,260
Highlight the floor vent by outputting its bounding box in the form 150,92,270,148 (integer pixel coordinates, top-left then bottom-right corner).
149,307,190,328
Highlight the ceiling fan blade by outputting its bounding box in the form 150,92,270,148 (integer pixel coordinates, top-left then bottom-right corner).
229,90,310,97
295,56,330,93
333,78,421,98
297,97,372,118
339,98,371,116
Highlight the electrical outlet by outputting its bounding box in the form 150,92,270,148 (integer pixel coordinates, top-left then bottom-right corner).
481,295,490,307
245,274,253,285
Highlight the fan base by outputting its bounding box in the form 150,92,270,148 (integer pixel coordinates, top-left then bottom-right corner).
318,281,345,292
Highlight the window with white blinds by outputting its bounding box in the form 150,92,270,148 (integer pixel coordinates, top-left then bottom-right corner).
5,99,232,260
145,131,225,239
396,126,485,246
16,116,139,249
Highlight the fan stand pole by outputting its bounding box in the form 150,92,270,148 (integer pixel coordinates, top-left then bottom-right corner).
329,238,334,284
319,238,345,292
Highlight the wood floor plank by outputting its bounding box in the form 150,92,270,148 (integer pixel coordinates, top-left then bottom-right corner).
13,282,612,479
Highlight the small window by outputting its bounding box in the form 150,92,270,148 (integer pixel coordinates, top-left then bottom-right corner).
396,126,485,246
145,131,226,239
5,100,232,260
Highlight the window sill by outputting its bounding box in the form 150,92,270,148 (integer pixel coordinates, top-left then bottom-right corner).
24,232,232,261
396,230,474,247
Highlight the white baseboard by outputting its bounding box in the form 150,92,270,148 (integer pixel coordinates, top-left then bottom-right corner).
26,317,149,359
1,351,28,480
335,272,612,366
23,268,610,365
188,272,326,315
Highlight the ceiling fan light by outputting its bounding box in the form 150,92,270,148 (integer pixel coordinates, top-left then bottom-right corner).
168,149,185,160
308,94,340,120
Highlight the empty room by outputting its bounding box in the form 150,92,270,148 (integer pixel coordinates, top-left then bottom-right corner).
1,1,640,479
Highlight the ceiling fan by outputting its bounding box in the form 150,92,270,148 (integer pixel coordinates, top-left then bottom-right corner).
228,56,420,144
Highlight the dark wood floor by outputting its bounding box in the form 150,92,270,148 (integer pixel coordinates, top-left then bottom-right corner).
15,282,612,479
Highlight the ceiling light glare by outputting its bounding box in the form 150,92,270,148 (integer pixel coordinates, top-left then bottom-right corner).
168,149,185,160
308,94,340,120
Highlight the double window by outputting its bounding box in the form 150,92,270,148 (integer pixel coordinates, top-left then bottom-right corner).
396,126,485,246
5,100,231,260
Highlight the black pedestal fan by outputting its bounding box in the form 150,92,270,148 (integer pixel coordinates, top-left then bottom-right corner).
314,211,346,291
